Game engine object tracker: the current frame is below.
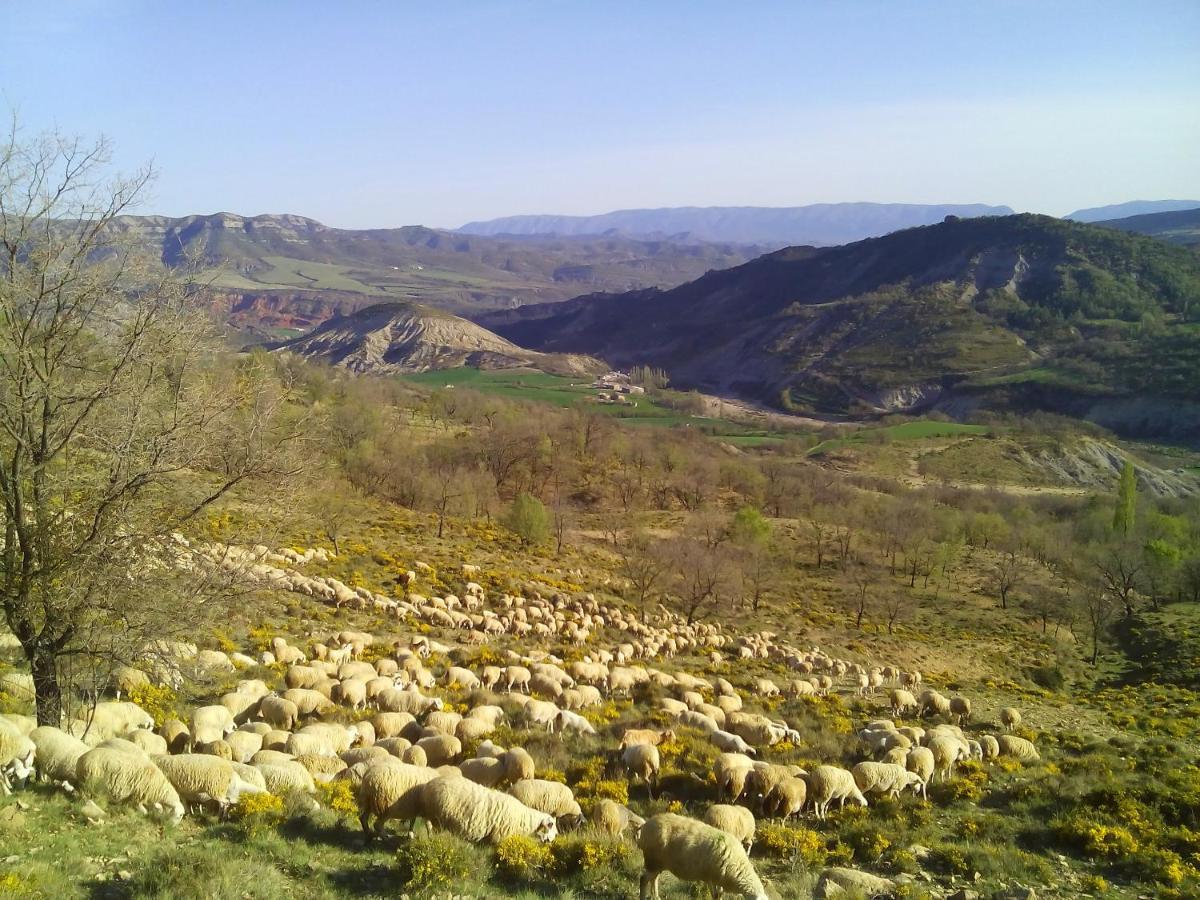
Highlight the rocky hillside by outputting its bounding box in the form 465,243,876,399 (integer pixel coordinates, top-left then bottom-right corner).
107,212,765,329
458,201,1014,245
271,301,603,376
479,214,1200,440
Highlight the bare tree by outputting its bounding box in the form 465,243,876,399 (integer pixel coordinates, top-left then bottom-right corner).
991,550,1023,610
1079,589,1118,666
0,123,307,724
664,536,732,626
617,529,669,621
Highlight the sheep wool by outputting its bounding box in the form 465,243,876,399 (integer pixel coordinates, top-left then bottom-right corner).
419,775,558,844
702,804,756,851
591,798,645,837
29,726,89,785
508,778,583,824
153,754,265,810
806,766,868,820
997,734,1040,761
637,813,768,900
75,747,184,822
356,760,439,833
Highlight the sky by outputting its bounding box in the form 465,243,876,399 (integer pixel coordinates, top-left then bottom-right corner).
2,1,1197,229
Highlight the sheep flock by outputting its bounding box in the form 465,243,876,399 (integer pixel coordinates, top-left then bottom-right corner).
1,542,1071,898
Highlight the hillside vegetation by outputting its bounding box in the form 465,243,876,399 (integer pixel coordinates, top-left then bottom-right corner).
479,214,1200,440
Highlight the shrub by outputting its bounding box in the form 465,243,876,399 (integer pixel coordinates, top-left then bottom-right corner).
228,792,286,838
550,834,633,874
315,779,357,819
503,493,550,546
495,834,554,880
757,823,826,865
127,682,177,728
395,832,476,892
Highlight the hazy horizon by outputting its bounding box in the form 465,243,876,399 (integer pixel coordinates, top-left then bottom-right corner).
3,1,1197,229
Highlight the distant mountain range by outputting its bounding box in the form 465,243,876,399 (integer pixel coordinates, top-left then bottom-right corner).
271,300,603,376
105,212,767,335
458,202,1015,245
1066,200,1200,223
1092,207,1200,247
478,214,1200,440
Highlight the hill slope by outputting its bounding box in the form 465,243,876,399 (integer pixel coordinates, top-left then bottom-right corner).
458,202,1014,245
1092,207,1200,247
107,212,765,331
1066,199,1200,222
271,301,603,376
478,214,1200,439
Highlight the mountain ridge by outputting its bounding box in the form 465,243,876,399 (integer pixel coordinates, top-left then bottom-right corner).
477,214,1200,439
1066,199,1200,223
458,202,1015,245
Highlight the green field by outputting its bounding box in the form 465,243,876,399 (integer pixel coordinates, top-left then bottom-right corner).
399,368,801,443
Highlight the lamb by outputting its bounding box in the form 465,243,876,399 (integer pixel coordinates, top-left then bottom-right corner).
29,726,89,787
503,665,532,693
591,798,645,837
153,754,265,813
1000,707,1022,731
622,743,660,797
996,734,1040,761
702,804,756,852
554,710,597,735
0,720,35,794
126,729,169,757
636,813,768,900
851,761,923,799
74,747,184,822
805,765,868,820
508,778,584,827
709,730,756,756
419,775,558,843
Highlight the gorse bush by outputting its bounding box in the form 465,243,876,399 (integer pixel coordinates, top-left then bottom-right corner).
126,682,177,728
228,792,286,838
395,832,477,892
495,834,554,880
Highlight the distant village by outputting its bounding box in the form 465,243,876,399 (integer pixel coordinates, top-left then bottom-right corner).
590,370,646,404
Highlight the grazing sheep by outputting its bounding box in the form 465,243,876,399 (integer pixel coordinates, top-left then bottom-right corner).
636,813,768,900
444,667,480,690
623,743,660,797
75,747,184,822
806,766,868,820
159,719,191,755
153,754,265,812
980,735,1000,759
522,699,560,732
294,754,348,780
500,747,536,785
281,688,335,718
714,753,756,803
225,730,264,764
763,775,807,819
29,726,89,787
255,760,316,795
69,701,155,743
0,721,35,794
591,798,645,837
703,804,756,852
709,730,756,756
416,733,462,767
1000,707,1022,732
889,688,919,718
190,705,236,745
996,734,1040,762
460,756,507,788
419,775,558,843
851,761,923,799
256,696,299,732
927,735,969,782
949,696,973,725
371,712,416,739
508,779,584,827
620,728,675,749
375,688,441,716
126,730,168,757
919,689,951,719
554,710,597,735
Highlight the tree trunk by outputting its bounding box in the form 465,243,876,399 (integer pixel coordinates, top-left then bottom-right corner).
31,649,62,727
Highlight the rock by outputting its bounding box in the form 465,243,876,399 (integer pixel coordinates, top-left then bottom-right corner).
948,891,980,900
907,843,932,860
80,799,106,823
814,867,896,898
1004,889,1038,900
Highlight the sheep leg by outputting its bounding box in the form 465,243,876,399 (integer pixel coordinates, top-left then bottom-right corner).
639,870,661,900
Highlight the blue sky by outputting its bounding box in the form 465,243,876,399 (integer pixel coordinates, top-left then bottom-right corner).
2,1,1197,228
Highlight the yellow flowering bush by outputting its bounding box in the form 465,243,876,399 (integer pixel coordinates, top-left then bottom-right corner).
315,779,358,819
396,832,474,892
127,682,176,728
757,823,826,865
495,834,553,879
229,792,286,838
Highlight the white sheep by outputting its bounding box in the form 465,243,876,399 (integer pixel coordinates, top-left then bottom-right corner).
997,734,1040,761
709,730,756,756
554,710,597,735
153,754,265,812
905,746,934,798
702,804,756,852
815,867,896,898
256,696,299,731
355,760,439,834
254,760,316,795
851,761,923,799
806,765,868,820
29,726,89,788
0,720,35,794
419,774,558,843
623,743,660,797
999,707,1022,731
591,798,645,837
637,813,768,900
508,778,584,827
190,705,236,745
75,747,184,822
